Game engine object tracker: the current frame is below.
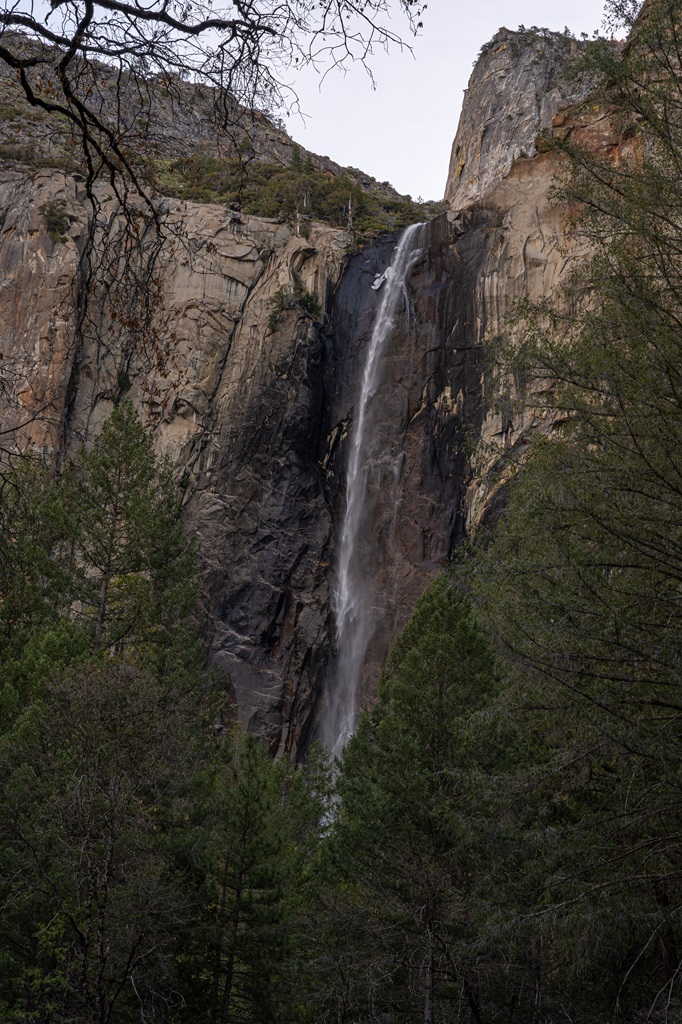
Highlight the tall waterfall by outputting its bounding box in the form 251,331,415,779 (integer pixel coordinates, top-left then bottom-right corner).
323,222,424,756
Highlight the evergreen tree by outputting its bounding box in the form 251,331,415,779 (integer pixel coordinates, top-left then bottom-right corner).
0,660,203,1023
63,399,198,670
0,456,69,647
177,732,331,1024
0,456,84,727
312,578,512,1024
473,1,682,1013
0,401,211,1019
0,400,332,1023
0,400,200,731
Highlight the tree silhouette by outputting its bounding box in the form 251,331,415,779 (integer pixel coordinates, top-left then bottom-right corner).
0,0,425,197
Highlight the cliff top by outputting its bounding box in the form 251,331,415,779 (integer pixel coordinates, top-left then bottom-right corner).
445,26,595,212
0,35,442,235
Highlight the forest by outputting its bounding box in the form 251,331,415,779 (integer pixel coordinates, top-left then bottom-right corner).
1,0,682,1021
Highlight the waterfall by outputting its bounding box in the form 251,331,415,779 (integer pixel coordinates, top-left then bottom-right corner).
323,222,424,756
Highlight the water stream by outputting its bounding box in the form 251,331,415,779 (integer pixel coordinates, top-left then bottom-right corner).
322,222,424,756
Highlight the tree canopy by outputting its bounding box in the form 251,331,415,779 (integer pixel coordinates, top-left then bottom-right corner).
0,399,333,1023
469,0,682,1015
9,4,682,1022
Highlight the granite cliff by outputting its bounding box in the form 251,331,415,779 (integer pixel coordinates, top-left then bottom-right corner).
0,26,610,753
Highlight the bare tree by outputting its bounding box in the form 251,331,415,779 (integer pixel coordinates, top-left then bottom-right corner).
0,0,425,196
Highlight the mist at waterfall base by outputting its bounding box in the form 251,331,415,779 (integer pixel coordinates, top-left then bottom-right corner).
320,223,425,757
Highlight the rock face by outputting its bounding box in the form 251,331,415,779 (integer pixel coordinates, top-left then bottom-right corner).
0,167,350,754
444,31,623,534
0,46,413,209
445,28,591,212
0,27,610,754
313,216,491,738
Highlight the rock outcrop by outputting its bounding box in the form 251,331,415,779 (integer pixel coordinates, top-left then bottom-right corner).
0,46,415,209
0,26,616,754
444,29,625,533
445,28,592,212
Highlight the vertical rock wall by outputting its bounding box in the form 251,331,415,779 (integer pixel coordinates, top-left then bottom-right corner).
445,28,591,212
0,26,609,754
314,215,490,732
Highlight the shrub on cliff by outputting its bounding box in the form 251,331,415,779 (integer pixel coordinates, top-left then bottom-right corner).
267,280,322,332
155,152,434,236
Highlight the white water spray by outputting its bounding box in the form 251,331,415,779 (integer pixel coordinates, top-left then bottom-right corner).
323,222,424,756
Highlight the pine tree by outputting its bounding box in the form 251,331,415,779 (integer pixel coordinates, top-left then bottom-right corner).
177,731,330,1024
0,456,69,646
0,456,84,727
473,1,682,1013
0,401,201,731
315,577,510,1024
0,660,204,1022
62,399,197,669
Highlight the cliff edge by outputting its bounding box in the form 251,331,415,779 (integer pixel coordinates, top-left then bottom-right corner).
0,25,619,753
445,28,592,212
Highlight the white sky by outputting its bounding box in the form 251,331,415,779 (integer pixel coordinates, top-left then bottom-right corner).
284,1,610,200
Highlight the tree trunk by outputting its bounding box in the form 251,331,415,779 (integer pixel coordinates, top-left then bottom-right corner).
655,881,680,985
218,870,244,1024
424,918,434,1024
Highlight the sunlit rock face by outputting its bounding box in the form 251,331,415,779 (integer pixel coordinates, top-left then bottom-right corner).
0,28,620,754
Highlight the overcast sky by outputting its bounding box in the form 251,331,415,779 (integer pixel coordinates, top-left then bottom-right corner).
284,1,610,201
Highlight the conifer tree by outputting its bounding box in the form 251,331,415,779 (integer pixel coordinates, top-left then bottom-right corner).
473,1,682,1013
176,731,331,1024
0,456,68,645
63,399,198,670
0,660,203,1022
0,400,334,1024
315,578,510,1024
0,400,200,731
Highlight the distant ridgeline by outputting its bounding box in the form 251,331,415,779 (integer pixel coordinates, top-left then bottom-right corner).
0,43,442,235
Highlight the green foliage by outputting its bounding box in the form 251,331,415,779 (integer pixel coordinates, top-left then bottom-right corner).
0,401,200,734
0,660,203,1022
268,287,293,331
154,152,439,237
0,456,69,643
13,13,682,1014
267,279,322,332
0,651,328,1023
477,0,682,783
0,402,331,1021
471,2,682,1015
0,142,78,172
39,198,69,242
174,733,332,1024
62,399,199,668
306,578,517,1023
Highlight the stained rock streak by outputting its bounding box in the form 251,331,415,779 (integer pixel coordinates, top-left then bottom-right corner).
0,27,602,756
